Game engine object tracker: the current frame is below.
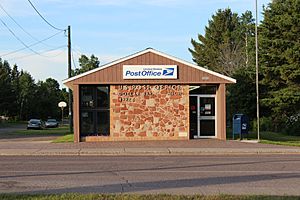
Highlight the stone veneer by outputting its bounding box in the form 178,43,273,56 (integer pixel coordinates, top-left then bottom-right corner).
110,84,189,140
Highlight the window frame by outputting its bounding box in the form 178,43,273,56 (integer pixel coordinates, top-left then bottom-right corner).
79,85,110,137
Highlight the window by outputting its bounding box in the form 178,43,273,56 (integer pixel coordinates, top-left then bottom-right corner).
80,85,110,136
81,111,94,135
96,111,109,136
96,86,109,108
81,86,94,108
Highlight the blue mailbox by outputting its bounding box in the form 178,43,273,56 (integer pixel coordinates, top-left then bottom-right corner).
233,114,249,139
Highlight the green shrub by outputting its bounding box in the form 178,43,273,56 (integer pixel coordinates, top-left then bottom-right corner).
260,117,273,132
252,117,284,133
284,121,300,136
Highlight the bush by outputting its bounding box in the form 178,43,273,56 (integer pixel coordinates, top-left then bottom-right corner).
252,117,275,132
260,117,273,132
284,121,300,136
252,114,300,136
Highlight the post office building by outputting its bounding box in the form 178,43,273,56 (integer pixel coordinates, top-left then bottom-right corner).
63,48,236,142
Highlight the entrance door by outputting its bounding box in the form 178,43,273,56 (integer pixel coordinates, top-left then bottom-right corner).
189,95,216,138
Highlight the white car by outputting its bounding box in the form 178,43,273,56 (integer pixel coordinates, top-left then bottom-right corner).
45,119,59,128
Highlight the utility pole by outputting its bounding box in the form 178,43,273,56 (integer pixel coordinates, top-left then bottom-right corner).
68,25,73,132
255,0,260,141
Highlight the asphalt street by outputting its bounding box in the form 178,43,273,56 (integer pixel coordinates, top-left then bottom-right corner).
1,155,300,195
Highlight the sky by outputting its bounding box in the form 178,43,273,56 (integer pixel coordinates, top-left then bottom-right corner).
0,0,271,88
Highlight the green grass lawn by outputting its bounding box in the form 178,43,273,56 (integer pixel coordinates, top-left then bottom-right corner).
14,126,75,143
0,194,299,200
0,123,74,143
241,131,300,147
15,126,70,136
52,133,74,143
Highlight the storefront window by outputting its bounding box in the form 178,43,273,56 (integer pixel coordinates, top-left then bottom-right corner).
96,86,109,108
81,111,94,135
96,111,109,136
81,86,94,108
80,85,110,136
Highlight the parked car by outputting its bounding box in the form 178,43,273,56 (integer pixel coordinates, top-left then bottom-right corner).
45,119,59,128
27,119,43,130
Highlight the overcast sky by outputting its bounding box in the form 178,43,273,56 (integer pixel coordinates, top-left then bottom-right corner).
0,0,271,88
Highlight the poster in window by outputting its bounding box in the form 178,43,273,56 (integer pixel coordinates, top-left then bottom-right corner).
205,104,211,110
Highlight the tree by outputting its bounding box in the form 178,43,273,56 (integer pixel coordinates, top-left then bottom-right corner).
189,9,257,126
10,65,21,118
226,11,257,123
227,68,257,122
18,71,36,120
260,0,300,132
189,9,255,76
72,54,100,76
35,78,61,119
0,58,70,121
0,59,14,116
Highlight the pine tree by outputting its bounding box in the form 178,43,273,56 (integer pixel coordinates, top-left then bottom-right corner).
0,59,14,117
189,9,254,76
18,71,36,120
8,65,21,118
189,9,257,124
260,0,300,132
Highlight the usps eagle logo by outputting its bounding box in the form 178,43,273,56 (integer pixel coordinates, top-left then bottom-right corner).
162,68,174,76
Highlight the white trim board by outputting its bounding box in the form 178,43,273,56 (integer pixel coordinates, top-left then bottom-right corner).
63,48,236,84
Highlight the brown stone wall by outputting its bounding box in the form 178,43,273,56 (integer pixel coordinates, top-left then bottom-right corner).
110,84,189,140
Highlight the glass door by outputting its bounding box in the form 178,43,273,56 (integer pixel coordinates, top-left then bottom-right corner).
199,96,215,137
189,95,216,138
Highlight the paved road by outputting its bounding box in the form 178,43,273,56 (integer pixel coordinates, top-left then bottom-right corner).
1,155,300,195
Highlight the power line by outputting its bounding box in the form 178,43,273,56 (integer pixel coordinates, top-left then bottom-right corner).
0,3,40,43
0,17,45,56
0,30,64,57
8,45,67,60
71,47,83,57
27,0,65,31
0,3,59,48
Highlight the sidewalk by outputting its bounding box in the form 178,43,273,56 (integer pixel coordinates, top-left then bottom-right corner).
1,139,300,156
